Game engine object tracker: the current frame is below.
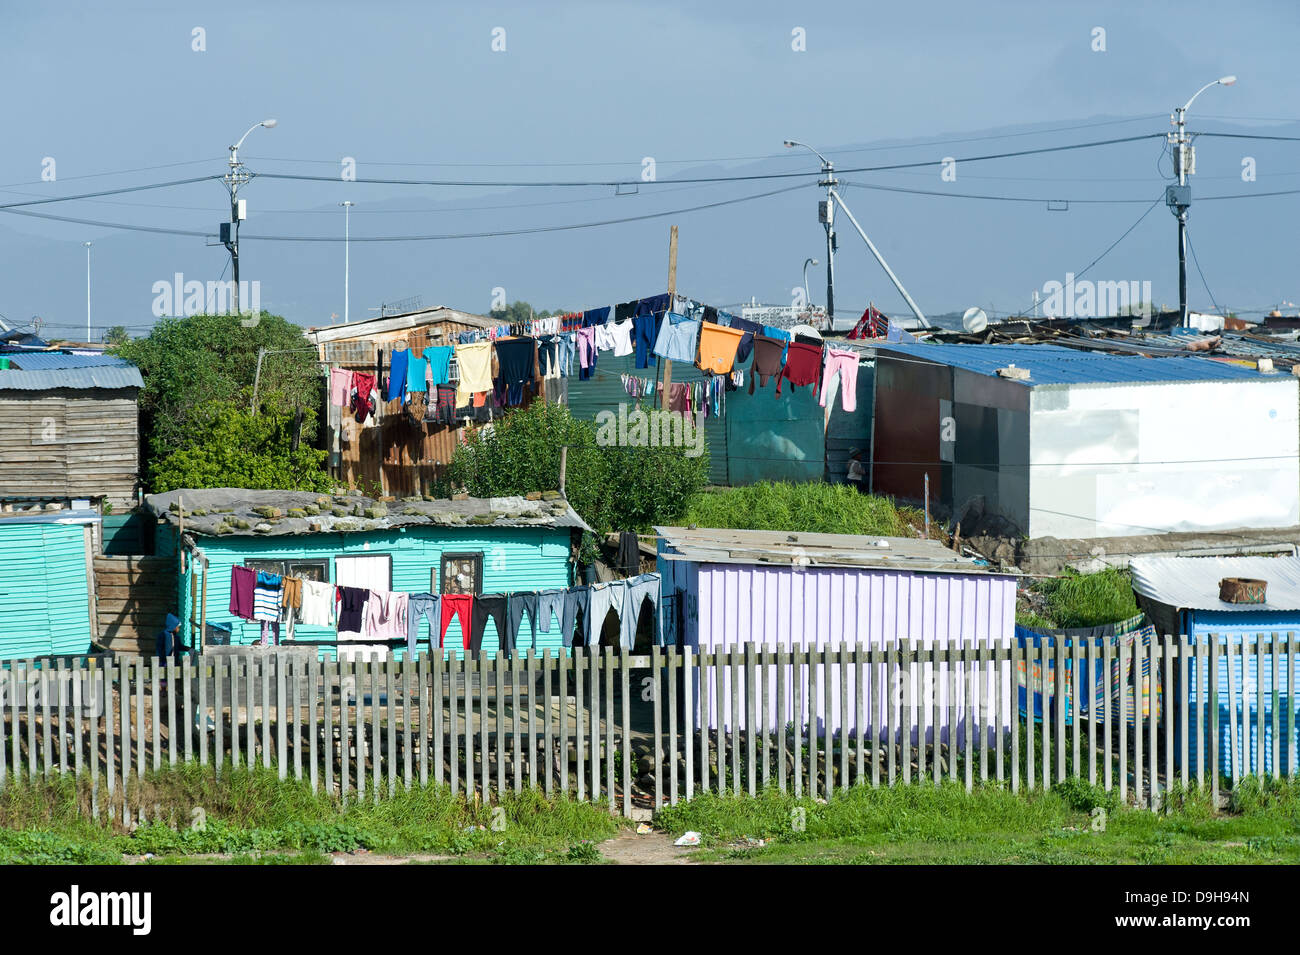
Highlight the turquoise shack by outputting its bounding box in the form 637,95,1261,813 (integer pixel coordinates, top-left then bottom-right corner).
143,488,590,659
0,507,99,660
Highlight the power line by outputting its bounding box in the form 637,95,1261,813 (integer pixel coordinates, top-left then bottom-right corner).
1183,226,1223,316
837,180,1158,204
250,134,1166,189
0,158,224,190
0,176,223,210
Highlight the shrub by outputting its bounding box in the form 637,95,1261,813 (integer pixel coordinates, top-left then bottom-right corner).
683,482,914,537
1037,569,1139,629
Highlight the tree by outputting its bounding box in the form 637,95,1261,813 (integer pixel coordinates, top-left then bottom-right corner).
104,325,129,346
443,402,708,547
111,312,324,490
489,300,565,324
149,403,331,493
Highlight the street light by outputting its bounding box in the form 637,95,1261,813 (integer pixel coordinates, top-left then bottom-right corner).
1169,77,1234,327
340,201,355,324
83,242,91,341
802,257,818,308
785,140,837,321
223,119,278,315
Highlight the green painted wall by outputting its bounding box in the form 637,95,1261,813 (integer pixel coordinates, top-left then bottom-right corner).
181,525,576,660
0,522,92,659
725,379,826,484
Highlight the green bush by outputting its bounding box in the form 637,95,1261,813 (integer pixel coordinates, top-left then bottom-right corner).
683,482,915,536
443,402,707,538
149,402,332,494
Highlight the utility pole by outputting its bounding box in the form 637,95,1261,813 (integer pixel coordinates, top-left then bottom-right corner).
785,141,837,324
222,119,277,316
83,242,91,341
1168,76,1235,328
659,225,678,409
340,201,354,324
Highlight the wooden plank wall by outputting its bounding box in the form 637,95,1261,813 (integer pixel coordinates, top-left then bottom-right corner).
94,555,178,655
0,391,139,508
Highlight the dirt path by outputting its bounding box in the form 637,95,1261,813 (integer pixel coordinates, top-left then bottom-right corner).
598,828,699,865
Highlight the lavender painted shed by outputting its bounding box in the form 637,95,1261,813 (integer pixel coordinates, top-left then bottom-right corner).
655,526,1017,741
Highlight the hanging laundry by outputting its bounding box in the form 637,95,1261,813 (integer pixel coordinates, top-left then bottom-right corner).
439,593,474,649
405,354,429,394
298,579,335,627
762,326,792,364
696,322,745,374
585,580,626,646
366,590,408,641
620,574,661,649
253,571,283,623
561,587,590,649
847,305,888,340
433,384,457,425
493,338,537,407
776,341,823,397
425,346,453,386
726,315,763,364
748,335,786,393
820,348,860,412
330,368,353,407
576,326,598,380
469,594,509,657
350,372,378,424
280,576,303,611
667,381,691,418
387,348,410,401
229,565,257,620
535,589,565,634
505,592,540,653
652,312,700,363
336,585,369,638
407,593,441,654
454,341,493,405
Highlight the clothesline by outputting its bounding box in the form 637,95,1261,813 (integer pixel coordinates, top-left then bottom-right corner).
227,567,663,656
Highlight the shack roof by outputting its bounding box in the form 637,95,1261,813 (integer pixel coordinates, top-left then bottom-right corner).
0,361,143,392
1129,555,1300,613
654,525,1002,575
307,306,495,344
873,343,1275,386
145,488,592,538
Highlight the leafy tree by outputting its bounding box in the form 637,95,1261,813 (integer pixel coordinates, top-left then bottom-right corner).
104,325,129,346
111,312,323,488
442,402,707,543
489,300,565,324
149,403,331,493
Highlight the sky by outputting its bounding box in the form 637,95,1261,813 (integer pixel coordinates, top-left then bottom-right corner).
2,0,1298,337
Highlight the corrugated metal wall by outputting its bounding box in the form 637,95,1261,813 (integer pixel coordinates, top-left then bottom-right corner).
566,352,729,484
685,562,1017,736
183,526,576,660
0,522,93,658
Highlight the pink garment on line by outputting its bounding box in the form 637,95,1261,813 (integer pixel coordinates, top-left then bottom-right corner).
329,368,351,407
365,590,408,641
820,348,859,412
576,327,598,369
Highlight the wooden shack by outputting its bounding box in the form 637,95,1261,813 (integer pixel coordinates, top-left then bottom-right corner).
0,353,142,511
308,307,495,497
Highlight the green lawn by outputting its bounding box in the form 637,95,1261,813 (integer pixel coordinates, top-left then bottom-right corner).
652,779,1300,864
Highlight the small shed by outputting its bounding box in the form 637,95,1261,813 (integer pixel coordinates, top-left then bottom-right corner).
1130,555,1300,777
655,525,1016,738
0,508,98,659
144,488,590,659
871,343,1299,539
0,353,142,510
307,306,496,497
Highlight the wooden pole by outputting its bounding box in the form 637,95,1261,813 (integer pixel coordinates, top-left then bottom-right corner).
559,446,567,497
659,225,679,409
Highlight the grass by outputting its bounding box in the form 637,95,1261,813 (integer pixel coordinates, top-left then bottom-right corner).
684,482,927,538
653,777,1300,864
1019,568,1140,630
0,764,619,864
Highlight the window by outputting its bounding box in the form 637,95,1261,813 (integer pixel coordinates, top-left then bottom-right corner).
440,553,482,595
244,559,329,582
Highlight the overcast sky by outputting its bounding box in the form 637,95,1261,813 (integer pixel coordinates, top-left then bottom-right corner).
2,0,1297,332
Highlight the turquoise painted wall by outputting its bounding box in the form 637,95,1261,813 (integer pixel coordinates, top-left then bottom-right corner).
0,522,92,659
181,525,576,660
725,380,825,484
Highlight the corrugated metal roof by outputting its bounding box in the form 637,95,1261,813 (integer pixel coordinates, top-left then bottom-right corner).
0,366,144,391
6,352,132,370
1130,555,1300,612
874,343,1276,386
655,525,1004,575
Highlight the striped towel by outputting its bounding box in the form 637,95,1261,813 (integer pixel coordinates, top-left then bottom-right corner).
253,572,283,622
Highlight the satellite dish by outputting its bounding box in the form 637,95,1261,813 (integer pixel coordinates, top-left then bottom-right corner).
788,324,822,340
962,307,988,334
